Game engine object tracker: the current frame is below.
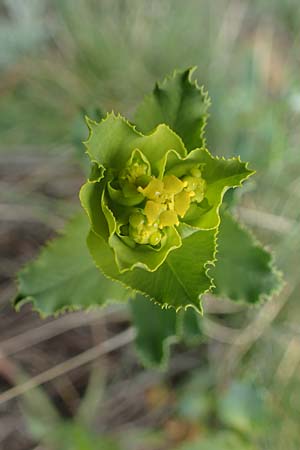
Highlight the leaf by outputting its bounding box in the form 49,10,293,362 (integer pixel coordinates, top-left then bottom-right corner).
84,113,186,174
211,212,282,303
166,148,254,230
135,67,210,151
130,294,177,367
88,227,217,312
130,295,204,368
15,213,129,316
71,106,105,160
179,308,204,345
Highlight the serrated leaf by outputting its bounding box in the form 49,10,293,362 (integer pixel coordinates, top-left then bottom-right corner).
179,307,204,345
130,295,204,368
84,113,186,174
88,227,216,312
71,107,105,153
15,213,129,316
135,67,210,151
211,212,282,303
130,294,177,367
166,148,254,230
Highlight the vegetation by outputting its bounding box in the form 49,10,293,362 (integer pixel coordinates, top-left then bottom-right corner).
1,1,300,449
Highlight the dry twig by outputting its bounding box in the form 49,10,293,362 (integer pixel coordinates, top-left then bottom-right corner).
0,327,135,406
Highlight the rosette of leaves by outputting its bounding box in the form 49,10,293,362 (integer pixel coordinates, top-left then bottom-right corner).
15,68,281,366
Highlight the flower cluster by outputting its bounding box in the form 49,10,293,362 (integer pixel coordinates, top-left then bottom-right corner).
109,149,206,247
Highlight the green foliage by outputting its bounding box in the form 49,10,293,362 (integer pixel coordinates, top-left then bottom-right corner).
211,212,282,303
130,294,177,367
130,295,204,367
135,68,210,150
15,213,129,316
179,307,203,344
88,227,216,312
4,2,300,447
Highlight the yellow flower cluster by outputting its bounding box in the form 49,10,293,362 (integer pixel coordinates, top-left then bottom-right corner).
122,163,206,246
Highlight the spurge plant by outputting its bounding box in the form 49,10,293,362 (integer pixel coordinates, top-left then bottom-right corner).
15,68,281,366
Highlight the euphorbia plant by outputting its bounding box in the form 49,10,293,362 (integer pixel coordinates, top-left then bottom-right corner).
80,110,253,310
15,68,281,366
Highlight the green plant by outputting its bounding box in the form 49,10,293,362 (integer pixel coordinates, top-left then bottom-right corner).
15,68,281,367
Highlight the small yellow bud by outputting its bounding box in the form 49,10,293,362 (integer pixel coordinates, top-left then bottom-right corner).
129,212,145,228
130,227,148,244
190,167,202,178
130,162,148,180
183,176,206,203
149,231,162,246
184,176,199,192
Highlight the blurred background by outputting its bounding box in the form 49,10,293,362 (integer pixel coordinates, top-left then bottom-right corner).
0,0,300,449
